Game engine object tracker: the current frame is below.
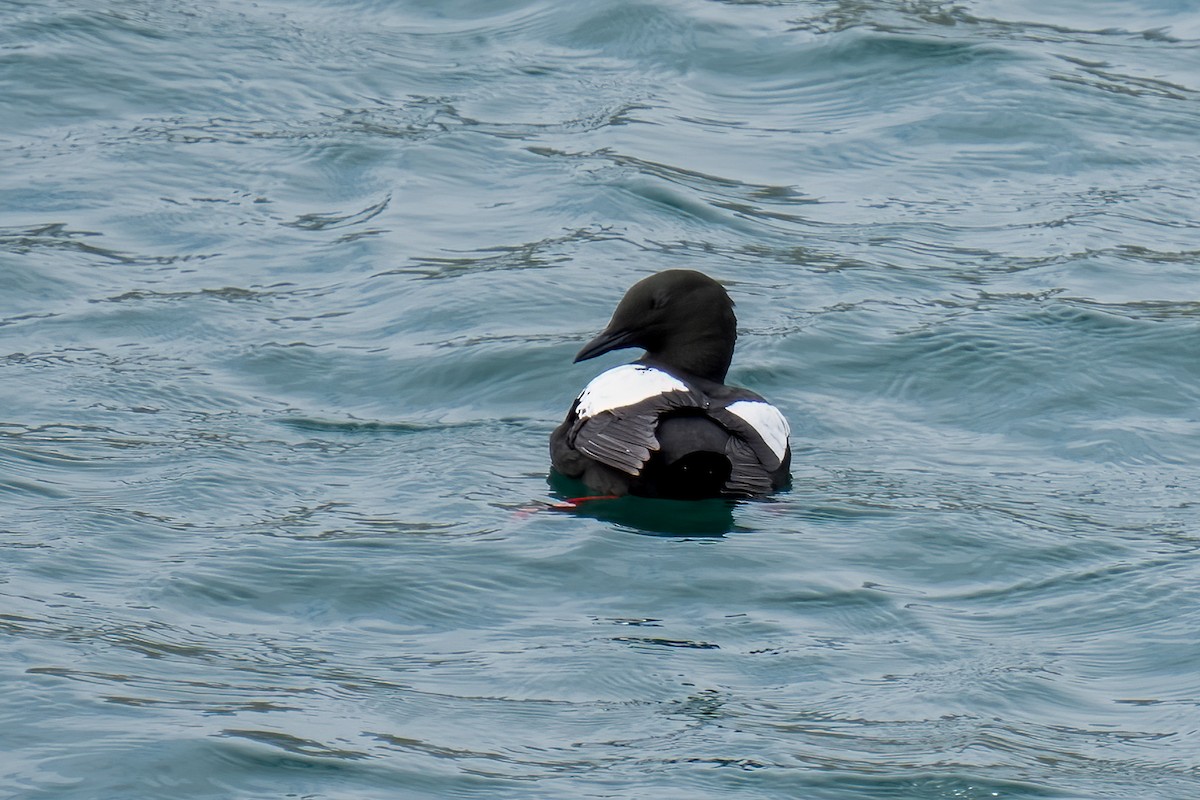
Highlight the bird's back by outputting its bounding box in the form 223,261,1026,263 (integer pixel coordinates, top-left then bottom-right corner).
550,363,790,499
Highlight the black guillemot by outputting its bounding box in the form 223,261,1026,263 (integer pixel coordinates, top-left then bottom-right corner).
550,269,791,499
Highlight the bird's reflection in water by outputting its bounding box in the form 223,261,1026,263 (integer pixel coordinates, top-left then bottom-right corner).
547,472,738,537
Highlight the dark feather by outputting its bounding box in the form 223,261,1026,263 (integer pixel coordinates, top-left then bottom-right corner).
568,388,702,477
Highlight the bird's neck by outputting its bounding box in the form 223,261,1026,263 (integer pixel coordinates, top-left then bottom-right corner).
644,332,734,384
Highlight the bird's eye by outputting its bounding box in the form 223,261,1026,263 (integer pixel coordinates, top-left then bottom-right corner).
650,292,669,310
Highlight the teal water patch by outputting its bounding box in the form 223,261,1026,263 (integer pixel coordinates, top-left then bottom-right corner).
545,471,742,535
2,0,1199,798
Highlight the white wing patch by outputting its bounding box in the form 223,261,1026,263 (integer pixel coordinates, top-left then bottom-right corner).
726,400,790,462
576,365,689,420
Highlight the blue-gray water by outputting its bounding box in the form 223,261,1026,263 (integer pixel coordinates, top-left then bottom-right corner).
3,1,1199,797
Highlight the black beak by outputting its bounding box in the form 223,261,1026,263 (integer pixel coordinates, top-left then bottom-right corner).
574,327,638,363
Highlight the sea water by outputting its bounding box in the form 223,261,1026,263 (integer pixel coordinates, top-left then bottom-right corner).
2,1,1199,797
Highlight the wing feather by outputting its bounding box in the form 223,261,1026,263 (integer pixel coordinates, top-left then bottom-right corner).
710,403,790,495
569,388,703,477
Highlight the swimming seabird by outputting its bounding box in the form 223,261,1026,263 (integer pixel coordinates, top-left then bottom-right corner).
550,269,790,499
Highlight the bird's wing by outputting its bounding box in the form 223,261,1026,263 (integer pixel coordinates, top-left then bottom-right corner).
710,399,791,495
722,437,776,496
568,388,705,477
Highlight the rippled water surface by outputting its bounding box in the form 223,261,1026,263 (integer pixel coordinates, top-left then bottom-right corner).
3,1,1199,797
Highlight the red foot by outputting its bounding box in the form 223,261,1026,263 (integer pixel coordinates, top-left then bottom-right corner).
550,494,621,510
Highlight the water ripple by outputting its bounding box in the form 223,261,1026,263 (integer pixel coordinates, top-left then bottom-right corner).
3,0,1199,798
